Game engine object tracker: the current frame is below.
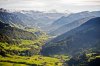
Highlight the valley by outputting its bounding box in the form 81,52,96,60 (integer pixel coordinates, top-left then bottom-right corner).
0,8,100,66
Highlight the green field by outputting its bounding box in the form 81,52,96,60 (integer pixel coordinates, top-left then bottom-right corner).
0,55,63,66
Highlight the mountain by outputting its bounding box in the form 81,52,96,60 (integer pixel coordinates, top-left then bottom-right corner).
0,8,100,66
48,11,100,34
0,9,24,27
0,8,67,30
0,9,63,66
0,21,36,42
49,16,95,36
12,12,37,27
41,17,100,56
13,10,67,28
0,21,48,56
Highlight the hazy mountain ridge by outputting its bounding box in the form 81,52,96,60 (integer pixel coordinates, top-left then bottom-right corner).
41,17,100,56
0,8,67,30
50,16,95,36
0,10,24,27
13,10,67,28
48,11,100,35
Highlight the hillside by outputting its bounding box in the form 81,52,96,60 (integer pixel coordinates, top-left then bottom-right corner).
0,9,100,66
0,21,49,56
13,10,67,28
41,17,100,56
0,9,24,28
0,9,65,66
47,11,100,33
50,16,95,36
0,8,67,30
0,21,64,66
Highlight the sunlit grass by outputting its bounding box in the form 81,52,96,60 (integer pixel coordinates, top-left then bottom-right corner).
0,62,28,66
86,53,100,62
0,55,63,66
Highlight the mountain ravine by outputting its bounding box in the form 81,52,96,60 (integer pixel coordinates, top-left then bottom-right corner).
0,8,100,66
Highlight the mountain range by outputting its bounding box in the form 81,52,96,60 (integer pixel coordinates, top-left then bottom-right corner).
0,8,100,66
0,8,67,29
48,11,100,36
41,17,100,56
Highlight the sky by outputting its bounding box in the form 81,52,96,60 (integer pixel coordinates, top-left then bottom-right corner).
0,0,100,13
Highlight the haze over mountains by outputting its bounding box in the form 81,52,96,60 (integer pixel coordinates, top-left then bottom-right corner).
41,17,100,56
48,11,100,36
0,8,67,29
0,8,100,66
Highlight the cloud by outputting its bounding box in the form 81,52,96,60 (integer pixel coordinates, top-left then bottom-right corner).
0,0,100,12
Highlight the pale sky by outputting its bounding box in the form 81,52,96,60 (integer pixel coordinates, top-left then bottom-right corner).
0,0,100,12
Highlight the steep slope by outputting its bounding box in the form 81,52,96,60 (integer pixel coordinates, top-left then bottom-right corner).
0,21,36,42
48,11,100,33
47,11,92,32
13,12,37,27
0,9,24,27
13,10,67,28
0,21,48,56
50,16,95,36
0,8,67,30
41,17,100,56
0,19,63,66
